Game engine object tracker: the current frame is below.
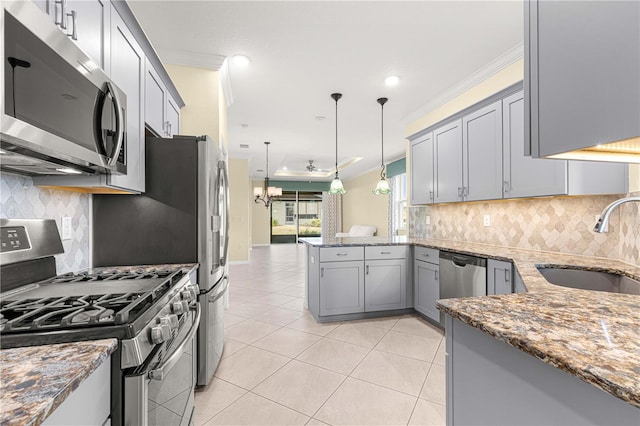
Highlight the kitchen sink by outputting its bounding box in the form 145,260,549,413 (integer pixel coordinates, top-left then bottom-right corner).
536,267,640,295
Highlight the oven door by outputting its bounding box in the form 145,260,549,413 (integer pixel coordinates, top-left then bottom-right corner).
123,305,200,426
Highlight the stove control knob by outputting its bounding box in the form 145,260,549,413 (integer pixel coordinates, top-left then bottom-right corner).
167,314,179,330
181,290,193,301
181,300,190,312
189,285,200,298
150,324,171,344
171,302,184,315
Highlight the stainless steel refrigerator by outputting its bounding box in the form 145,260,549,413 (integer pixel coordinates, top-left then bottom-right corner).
92,135,229,388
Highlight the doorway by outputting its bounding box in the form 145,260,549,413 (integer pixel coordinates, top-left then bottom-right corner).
271,191,322,243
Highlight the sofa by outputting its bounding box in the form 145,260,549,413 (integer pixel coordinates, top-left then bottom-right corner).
335,225,377,238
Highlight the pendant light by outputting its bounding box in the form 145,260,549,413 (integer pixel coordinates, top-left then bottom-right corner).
373,97,391,194
253,141,282,208
328,93,347,195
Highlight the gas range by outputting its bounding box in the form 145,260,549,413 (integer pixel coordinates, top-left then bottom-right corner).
0,267,197,355
0,219,200,425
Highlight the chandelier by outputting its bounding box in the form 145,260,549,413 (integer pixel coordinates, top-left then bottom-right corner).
253,141,282,208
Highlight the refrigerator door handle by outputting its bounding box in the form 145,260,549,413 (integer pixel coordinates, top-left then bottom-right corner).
218,160,230,267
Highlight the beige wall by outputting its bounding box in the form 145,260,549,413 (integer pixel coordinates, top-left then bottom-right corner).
228,159,250,262
342,169,389,237
406,59,524,138
251,180,271,245
165,64,220,139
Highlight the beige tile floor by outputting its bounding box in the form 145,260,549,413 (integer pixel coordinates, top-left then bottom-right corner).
194,244,446,426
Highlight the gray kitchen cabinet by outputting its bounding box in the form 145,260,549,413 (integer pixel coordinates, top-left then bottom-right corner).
364,246,409,312
433,119,463,203
525,0,640,158
144,57,168,137
410,132,434,205
108,6,145,192
319,260,365,316
514,271,527,293
31,0,109,69
42,358,111,426
487,259,513,295
166,95,181,137
463,100,503,201
414,247,439,323
145,59,181,138
503,90,566,198
445,316,639,426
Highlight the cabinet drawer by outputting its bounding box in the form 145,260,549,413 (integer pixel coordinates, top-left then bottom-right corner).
414,246,439,264
365,245,408,260
320,246,364,262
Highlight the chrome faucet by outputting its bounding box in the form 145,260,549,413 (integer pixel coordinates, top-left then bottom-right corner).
593,196,640,233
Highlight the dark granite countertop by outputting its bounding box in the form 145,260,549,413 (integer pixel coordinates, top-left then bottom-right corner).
300,236,640,408
0,339,117,426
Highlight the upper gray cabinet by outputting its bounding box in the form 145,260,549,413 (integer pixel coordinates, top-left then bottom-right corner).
108,6,145,192
433,119,463,203
145,59,181,138
410,132,434,204
525,0,640,159
409,86,629,205
463,100,503,202
503,90,566,198
31,0,109,69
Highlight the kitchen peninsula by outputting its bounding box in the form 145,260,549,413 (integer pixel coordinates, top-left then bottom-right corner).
300,236,640,423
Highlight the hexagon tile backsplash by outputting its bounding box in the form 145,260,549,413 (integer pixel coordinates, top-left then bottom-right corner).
1,174,90,273
409,192,639,266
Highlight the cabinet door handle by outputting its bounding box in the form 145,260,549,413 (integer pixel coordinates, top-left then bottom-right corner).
336,253,348,256
366,265,369,275
55,0,67,29
428,190,433,200
504,269,510,282
463,187,469,197
435,270,439,280
67,10,77,40
321,267,324,278
503,180,511,193
422,253,430,258
380,251,391,255
457,187,462,197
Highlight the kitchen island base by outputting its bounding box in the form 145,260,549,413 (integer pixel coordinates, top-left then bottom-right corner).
445,316,639,425
308,308,415,323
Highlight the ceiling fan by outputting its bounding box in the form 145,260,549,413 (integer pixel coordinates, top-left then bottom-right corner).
306,160,317,172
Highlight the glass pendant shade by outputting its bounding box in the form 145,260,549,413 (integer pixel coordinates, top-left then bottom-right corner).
373,177,391,194
373,97,391,195
329,177,347,195
330,93,346,195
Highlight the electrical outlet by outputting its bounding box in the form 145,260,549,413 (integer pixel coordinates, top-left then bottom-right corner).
483,215,491,227
425,215,431,225
61,216,72,240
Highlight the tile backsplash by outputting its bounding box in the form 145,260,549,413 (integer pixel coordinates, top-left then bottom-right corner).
409,192,639,265
0,174,90,273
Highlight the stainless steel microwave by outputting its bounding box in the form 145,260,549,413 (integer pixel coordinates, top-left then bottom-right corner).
1,0,126,176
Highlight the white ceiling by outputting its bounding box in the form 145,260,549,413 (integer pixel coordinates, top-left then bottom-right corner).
128,1,524,181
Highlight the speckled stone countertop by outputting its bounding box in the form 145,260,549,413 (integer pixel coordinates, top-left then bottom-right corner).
300,236,640,408
0,339,117,426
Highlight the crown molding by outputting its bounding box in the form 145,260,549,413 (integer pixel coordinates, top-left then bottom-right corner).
403,43,524,126
157,48,227,70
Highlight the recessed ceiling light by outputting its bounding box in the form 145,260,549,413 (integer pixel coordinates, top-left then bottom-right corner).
282,166,288,170
232,55,250,67
315,116,326,121
385,75,400,87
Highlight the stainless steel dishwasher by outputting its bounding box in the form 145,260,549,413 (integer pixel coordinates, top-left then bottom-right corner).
439,252,487,326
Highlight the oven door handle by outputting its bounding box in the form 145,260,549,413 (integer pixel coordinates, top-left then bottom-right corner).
149,303,201,381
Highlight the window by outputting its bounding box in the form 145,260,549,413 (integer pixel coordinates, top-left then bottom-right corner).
391,173,407,235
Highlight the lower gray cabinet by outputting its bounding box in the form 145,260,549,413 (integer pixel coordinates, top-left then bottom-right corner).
365,259,407,312
319,260,365,316
414,247,440,323
487,259,513,295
